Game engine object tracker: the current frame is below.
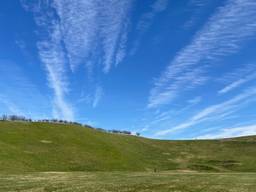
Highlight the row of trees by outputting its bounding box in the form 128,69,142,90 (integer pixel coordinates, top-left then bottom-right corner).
0,115,92,128
0,114,140,136
96,128,140,136
38,119,83,126
0,115,32,122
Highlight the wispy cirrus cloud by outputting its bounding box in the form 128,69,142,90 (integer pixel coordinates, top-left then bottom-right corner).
155,87,256,136
0,60,51,118
0,95,24,115
37,21,74,121
188,96,202,105
218,64,256,94
21,1,74,121
53,0,133,73
188,0,209,7
218,73,256,94
137,0,169,33
52,0,97,72
92,86,104,108
197,124,256,139
184,0,212,28
98,1,133,72
21,0,134,119
130,0,169,55
149,0,256,108
139,96,202,134
149,68,207,107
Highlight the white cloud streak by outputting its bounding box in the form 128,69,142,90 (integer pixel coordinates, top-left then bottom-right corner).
92,86,104,108
130,0,169,55
137,0,169,32
53,0,97,72
188,96,202,105
149,0,256,108
149,68,207,107
218,72,256,94
197,124,256,139
98,1,133,73
188,0,209,8
21,1,74,121
218,64,256,94
37,22,74,121
0,95,24,115
155,87,256,136
21,0,133,119
0,61,51,118
53,0,133,73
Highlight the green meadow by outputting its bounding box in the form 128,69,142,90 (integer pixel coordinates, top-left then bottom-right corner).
0,121,256,191
1,172,256,192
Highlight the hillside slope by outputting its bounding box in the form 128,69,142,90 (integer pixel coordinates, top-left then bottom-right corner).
0,121,255,173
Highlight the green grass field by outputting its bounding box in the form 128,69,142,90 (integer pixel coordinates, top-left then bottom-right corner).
0,172,256,192
0,121,256,191
1,121,256,173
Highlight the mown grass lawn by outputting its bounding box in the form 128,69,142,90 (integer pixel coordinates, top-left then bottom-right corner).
0,172,255,192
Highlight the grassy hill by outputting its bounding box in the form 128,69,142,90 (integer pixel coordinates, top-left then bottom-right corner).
0,121,256,173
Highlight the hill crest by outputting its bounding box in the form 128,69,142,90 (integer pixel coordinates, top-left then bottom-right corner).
0,121,255,173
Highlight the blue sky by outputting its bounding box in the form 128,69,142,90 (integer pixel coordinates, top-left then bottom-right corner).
1,0,256,139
